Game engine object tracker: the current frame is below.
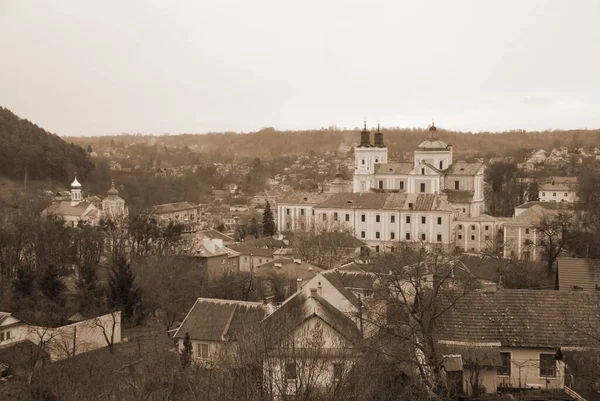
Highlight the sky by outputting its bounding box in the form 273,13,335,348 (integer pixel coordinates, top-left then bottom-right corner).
1,0,600,137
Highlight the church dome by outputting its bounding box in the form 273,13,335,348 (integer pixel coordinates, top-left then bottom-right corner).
71,176,82,188
107,180,119,196
417,139,449,149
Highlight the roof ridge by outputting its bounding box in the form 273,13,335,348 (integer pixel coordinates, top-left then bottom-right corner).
195,297,265,306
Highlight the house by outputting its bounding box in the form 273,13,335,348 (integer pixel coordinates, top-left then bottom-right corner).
502,205,556,261
539,177,578,203
436,287,600,397
228,243,279,272
0,311,121,361
260,289,362,401
191,238,240,280
557,257,600,291
149,201,200,232
254,259,324,300
174,298,270,363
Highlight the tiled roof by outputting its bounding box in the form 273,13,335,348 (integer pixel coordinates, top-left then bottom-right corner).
174,298,268,341
303,232,366,248
44,201,93,218
406,193,455,212
319,271,362,310
436,289,600,348
442,190,474,204
240,237,287,248
558,257,600,291
317,192,406,210
374,163,413,175
516,201,581,211
254,258,323,280
261,290,362,346
503,204,556,226
278,192,332,204
444,161,484,176
456,214,507,223
316,193,454,212
150,202,197,214
332,270,377,291
540,183,574,191
198,230,235,242
227,244,276,258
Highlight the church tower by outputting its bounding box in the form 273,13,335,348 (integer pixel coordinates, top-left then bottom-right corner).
353,122,388,192
70,175,82,204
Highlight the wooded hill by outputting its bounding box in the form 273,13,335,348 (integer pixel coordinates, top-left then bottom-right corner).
0,107,93,182
70,126,600,161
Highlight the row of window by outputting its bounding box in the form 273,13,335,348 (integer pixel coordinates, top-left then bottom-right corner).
458,234,491,241
457,224,490,231
541,192,569,197
360,231,443,242
498,352,555,377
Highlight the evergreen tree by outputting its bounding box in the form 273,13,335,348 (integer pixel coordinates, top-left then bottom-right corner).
12,267,35,299
39,264,66,301
76,264,104,314
180,332,193,367
108,257,142,325
262,201,276,237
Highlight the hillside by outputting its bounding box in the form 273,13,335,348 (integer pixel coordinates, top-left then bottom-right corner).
0,107,93,182
69,126,600,161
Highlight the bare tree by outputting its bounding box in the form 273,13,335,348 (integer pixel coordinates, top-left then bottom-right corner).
535,211,575,271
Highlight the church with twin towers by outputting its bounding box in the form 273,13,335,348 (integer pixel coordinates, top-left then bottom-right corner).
278,123,500,254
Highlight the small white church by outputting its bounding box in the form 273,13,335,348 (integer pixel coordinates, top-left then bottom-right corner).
42,176,127,227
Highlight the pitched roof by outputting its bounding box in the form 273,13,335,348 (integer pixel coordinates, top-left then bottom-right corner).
317,192,406,210
516,201,581,211
316,192,454,212
240,237,287,248
174,298,269,341
303,232,366,248
442,190,474,204
254,258,323,280
318,271,362,310
374,163,413,175
198,230,235,242
436,289,600,348
261,290,362,346
150,201,197,214
503,204,556,226
227,244,277,258
331,270,377,291
444,161,484,176
278,192,332,205
540,183,574,191
44,201,94,218
558,257,600,291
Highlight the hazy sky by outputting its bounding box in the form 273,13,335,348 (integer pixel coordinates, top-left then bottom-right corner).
1,0,600,136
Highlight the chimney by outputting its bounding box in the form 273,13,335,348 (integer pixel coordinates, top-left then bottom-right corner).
274,263,282,268
296,278,303,292
310,288,318,296
308,266,313,271
482,283,497,293
293,259,302,264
